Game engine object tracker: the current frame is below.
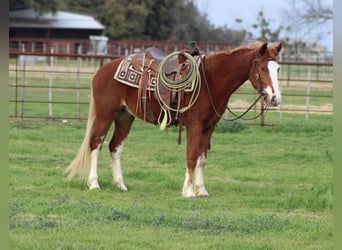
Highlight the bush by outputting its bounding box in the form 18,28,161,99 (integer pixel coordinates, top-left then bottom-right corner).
215,120,246,133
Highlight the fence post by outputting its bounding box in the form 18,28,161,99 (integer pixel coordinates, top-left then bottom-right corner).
14,55,18,117
306,66,312,122
19,44,26,119
286,52,290,87
66,43,70,74
49,47,54,119
260,98,265,126
118,45,121,56
76,45,82,121
279,52,283,124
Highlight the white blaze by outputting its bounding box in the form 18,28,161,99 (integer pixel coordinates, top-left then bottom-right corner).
264,61,281,106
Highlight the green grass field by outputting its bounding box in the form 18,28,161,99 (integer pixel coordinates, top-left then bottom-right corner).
9,113,333,249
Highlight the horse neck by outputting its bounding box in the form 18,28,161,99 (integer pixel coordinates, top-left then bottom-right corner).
205,49,255,92
200,49,255,115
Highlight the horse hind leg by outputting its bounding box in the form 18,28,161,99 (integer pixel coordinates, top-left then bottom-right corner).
87,118,113,190
65,92,114,190
109,106,135,191
87,145,101,189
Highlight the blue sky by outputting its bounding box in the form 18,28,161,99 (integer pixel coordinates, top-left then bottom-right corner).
195,0,333,51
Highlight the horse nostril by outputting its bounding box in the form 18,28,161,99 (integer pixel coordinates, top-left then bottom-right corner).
271,96,276,103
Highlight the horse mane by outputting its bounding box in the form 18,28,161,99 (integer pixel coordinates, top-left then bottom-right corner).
246,40,265,49
243,40,280,59
209,41,264,59
209,41,280,60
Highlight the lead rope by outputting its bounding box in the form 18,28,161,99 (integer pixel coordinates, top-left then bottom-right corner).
199,55,268,122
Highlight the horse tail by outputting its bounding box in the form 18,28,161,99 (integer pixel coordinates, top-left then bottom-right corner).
65,87,96,182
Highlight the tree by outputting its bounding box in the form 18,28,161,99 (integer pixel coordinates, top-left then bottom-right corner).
98,0,151,40
169,0,245,43
10,0,247,44
60,0,105,18
10,0,59,13
59,0,176,40
62,0,246,43
235,9,287,43
252,10,285,42
143,0,179,40
285,0,333,36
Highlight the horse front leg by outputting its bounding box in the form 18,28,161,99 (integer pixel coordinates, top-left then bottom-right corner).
182,153,209,198
193,153,209,197
110,142,128,191
182,152,209,197
182,163,196,198
182,125,213,198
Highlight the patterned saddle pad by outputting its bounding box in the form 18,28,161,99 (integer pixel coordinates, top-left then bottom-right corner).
114,51,198,92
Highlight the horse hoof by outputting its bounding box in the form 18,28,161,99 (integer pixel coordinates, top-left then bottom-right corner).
117,184,128,191
88,183,100,190
183,192,196,198
87,179,100,190
182,185,196,198
113,180,128,191
195,186,209,197
197,192,209,197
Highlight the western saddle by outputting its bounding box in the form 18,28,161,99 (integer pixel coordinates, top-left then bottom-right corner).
115,41,200,121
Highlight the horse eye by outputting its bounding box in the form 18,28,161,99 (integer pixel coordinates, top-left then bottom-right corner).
261,66,267,72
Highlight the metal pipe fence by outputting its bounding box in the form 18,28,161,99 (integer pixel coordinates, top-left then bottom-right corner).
8,51,333,125
9,38,236,57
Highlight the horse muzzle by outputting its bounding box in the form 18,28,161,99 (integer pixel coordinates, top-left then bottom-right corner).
264,93,281,106
262,86,281,106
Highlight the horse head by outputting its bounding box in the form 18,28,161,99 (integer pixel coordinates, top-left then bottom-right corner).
249,42,282,106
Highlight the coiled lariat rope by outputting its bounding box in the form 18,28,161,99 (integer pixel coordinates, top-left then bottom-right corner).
156,52,201,130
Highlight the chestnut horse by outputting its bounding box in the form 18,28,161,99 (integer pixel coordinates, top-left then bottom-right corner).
65,41,282,198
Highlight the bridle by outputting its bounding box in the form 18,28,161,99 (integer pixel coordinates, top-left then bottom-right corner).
252,56,276,96
253,57,267,95
199,54,273,122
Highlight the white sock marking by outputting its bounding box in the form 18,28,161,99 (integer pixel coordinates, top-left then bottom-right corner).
182,153,209,198
88,147,100,189
194,153,209,196
111,142,128,191
182,169,196,198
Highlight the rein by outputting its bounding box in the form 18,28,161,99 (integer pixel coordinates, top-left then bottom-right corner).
199,55,268,122
226,96,268,121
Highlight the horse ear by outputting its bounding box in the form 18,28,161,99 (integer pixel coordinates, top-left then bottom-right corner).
259,42,268,55
276,42,282,53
